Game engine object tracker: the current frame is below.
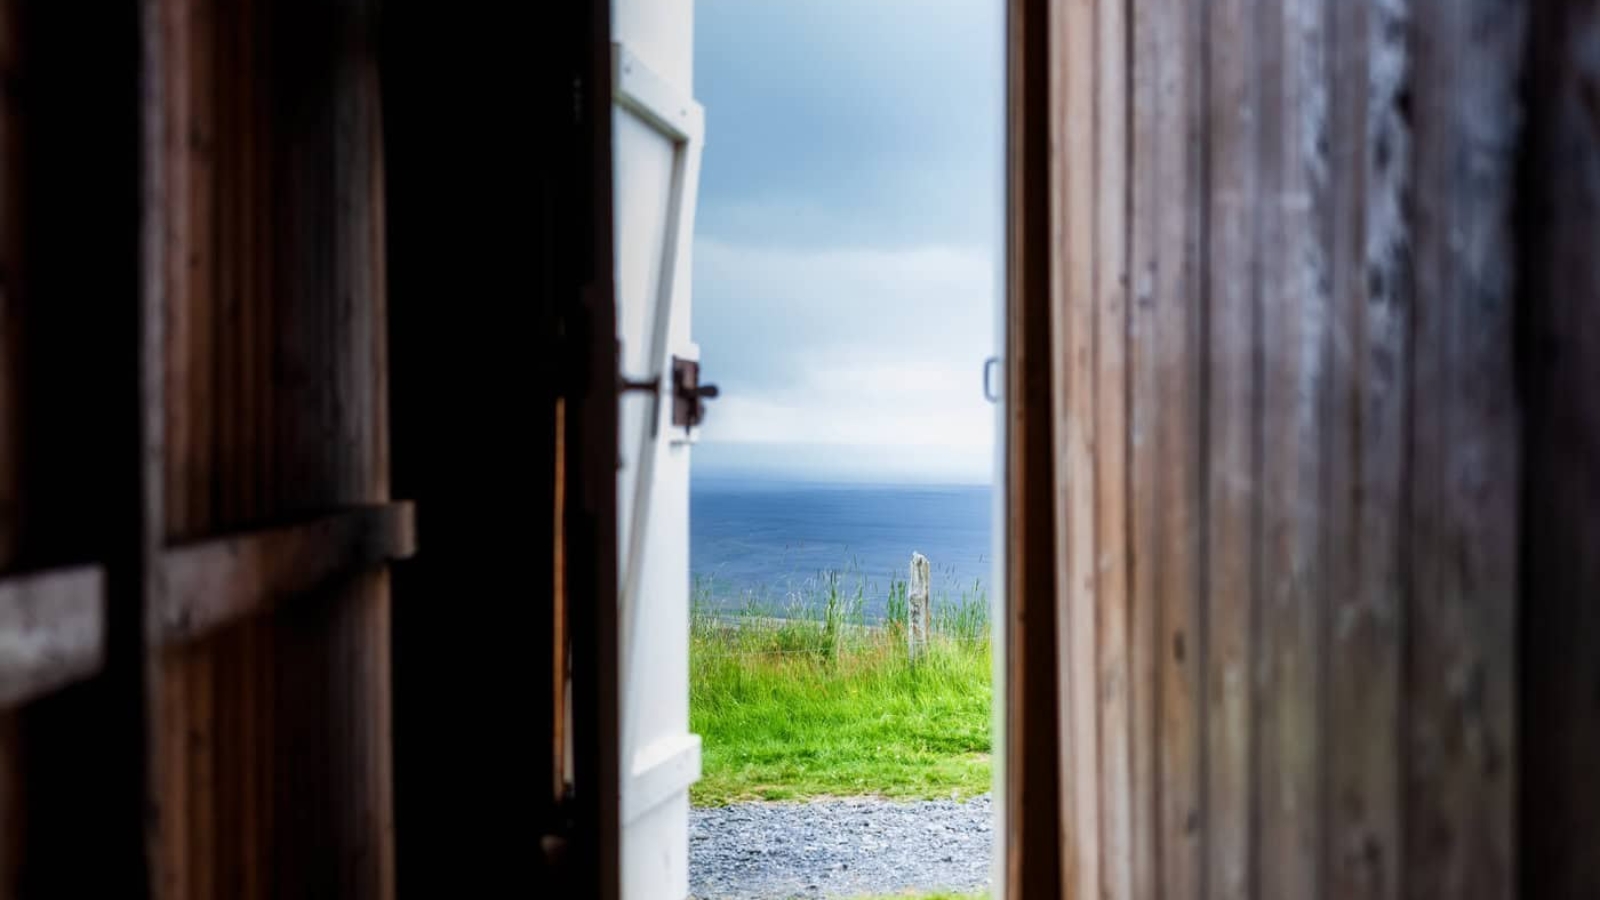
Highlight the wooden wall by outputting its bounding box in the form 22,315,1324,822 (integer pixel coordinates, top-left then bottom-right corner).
0,0,618,893
0,0,409,896
1009,0,1596,896
146,0,396,895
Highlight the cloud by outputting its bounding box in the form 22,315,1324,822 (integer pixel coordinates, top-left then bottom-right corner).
692,237,997,392
694,0,1004,250
686,0,1003,481
692,237,997,467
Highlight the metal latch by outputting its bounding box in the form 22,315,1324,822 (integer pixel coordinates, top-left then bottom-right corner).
671,356,718,431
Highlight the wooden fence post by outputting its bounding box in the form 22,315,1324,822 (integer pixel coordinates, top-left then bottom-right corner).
908,552,931,661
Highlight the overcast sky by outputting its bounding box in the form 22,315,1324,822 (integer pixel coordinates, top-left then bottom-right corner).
690,0,1003,484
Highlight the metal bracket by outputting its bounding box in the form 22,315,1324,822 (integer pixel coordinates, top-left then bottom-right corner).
670,356,718,432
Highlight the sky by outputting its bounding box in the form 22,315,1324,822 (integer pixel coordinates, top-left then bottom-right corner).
690,0,1004,484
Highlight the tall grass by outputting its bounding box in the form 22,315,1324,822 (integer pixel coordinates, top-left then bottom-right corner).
690,568,992,805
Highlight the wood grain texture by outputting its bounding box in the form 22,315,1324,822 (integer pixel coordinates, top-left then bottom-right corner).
147,0,393,894
1051,0,1099,893
1255,0,1327,897
1025,0,1531,896
1406,1,1522,896
1092,0,1134,894
1202,0,1262,895
1325,1,1408,897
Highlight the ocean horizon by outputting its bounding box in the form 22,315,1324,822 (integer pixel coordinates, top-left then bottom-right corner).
690,474,995,621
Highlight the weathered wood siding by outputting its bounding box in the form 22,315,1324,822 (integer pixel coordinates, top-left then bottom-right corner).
0,0,612,894
146,0,393,895
1014,0,1541,895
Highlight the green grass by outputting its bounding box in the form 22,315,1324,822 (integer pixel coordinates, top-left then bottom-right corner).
850,894,988,900
689,570,993,806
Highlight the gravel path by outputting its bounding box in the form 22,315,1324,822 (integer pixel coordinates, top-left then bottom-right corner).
690,796,993,899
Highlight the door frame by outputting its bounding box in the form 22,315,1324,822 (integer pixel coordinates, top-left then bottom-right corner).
565,1,1046,897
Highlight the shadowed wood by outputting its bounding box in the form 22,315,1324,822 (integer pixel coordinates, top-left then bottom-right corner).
1520,1,1600,896
157,504,415,645
0,566,105,706
1406,1,1522,895
146,0,394,894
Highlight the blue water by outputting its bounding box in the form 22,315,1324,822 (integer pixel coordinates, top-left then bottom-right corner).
690,478,995,620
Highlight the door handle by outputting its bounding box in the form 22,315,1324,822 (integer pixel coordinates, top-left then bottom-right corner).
983,356,1002,403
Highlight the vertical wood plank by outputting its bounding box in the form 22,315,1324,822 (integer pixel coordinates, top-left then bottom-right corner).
151,0,194,893
1255,0,1329,895
1093,0,1135,894
1406,0,1522,896
1125,0,1162,893
1150,0,1206,895
1036,0,1537,896
1325,0,1408,896
1054,0,1100,893
1203,0,1261,896
148,0,393,893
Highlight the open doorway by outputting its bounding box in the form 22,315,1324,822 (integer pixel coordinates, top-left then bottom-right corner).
671,2,1004,898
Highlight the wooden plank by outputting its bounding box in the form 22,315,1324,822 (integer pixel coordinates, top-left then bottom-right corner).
1324,0,1407,896
1125,0,1161,894
156,503,415,645
1255,0,1329,896
1053,0,1099,893
1406,0,1522,895
1093,0,1134,893
149,1,198,892
1202,0,1262,894
0,566,106,706
1152,0,1206,895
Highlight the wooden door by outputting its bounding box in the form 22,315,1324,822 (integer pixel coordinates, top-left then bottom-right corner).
1004,0,1547,897
611,3,706,897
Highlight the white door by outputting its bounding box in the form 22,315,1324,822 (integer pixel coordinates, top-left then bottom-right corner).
611,3,704,899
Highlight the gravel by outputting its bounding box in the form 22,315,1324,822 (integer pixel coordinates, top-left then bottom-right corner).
690,795,993,899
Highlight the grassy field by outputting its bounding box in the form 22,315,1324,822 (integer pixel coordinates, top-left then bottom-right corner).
853,894,987,900
689,572,993,806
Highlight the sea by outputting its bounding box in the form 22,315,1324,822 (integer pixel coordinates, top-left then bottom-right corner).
690,477,995,621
